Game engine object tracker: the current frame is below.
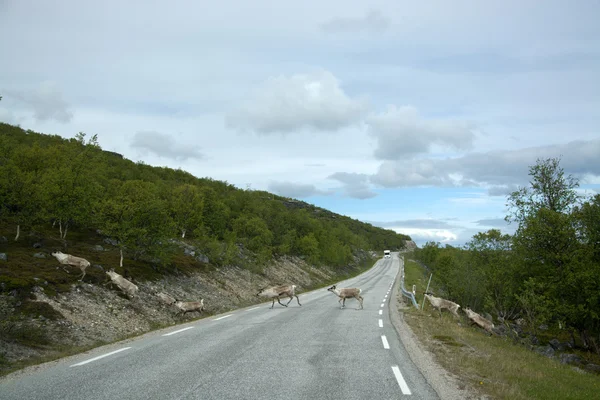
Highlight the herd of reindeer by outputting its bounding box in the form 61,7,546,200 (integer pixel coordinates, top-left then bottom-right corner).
48,251,365,316
50,250,492,332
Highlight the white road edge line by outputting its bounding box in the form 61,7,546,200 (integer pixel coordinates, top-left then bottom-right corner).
381,335,390,349
378,319,383,328
214,314,233,321
246,307,260,311
70,347,131,367
379,310,383,315
162,327,194,337
392,365,412,395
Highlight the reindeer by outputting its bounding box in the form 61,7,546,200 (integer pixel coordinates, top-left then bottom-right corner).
327,285,364,310
464,307,495,333
257,285,301,309
174,299,205,316
423,292,461,319
106,269,139,299
51,251,91,281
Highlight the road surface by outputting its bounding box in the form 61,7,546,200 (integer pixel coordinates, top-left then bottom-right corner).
0,254,439,399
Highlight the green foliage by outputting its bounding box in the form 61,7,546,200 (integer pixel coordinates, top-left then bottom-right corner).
516,278,553,335
467,230,520,320
414,157,600,354
0,122,410,274
165,183,204,239
297,233,320,264
506,157,579,225
99,180,174,263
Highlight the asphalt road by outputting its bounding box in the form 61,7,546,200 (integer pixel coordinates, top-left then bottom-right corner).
0,254,439,399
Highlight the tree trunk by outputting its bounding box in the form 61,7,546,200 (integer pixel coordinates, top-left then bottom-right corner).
120,249,124,268
580,329,591,349
15,224,20,241
62,223,68,239
181,229,186,239
59,220,63,237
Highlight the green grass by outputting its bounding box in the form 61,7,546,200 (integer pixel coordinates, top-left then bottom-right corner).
402,257,600,399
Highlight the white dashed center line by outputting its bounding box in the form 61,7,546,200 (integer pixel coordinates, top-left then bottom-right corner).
246,307,260,311
380,303,385,308
379,310,383,315
162,327,194,336
381,335,390,349
70,347,131,367
214,314,233,321
392,365,412,395
378,319,383,328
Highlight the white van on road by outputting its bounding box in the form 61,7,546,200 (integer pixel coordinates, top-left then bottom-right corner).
384,250,391,258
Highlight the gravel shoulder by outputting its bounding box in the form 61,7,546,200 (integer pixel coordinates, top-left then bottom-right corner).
389,265,480,400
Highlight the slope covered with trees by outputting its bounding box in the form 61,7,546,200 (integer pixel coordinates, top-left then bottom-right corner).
0,122,409,284
414,158,600,354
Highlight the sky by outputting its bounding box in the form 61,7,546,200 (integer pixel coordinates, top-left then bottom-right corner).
1,0,599,247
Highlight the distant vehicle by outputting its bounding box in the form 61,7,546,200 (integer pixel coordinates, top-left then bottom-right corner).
384,250,391,258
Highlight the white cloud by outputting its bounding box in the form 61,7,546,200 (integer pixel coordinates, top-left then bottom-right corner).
0,107,19,125
328,172,377,199
392,227,458,244
268,181,333,198
370,139,600,189
131,131,203,161
367,105,476,160
7,81,73,123
371,159,452,187
226,70,366,134
320,9,391,34
376,218,459,230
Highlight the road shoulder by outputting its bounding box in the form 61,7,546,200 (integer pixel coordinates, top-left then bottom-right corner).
389,270,480,400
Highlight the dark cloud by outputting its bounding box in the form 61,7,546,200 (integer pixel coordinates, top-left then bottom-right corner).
474,218,508,227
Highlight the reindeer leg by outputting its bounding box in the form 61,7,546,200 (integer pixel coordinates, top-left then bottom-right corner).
341,298,346,309
295,295,302,306
270,299,275,309
357,295,364,310
285,295,293,306
277,297,288,307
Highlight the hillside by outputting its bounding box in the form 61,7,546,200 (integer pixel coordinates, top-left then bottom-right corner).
0,123,411,375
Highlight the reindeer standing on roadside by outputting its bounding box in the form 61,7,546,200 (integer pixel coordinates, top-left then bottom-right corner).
423,292,460,319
